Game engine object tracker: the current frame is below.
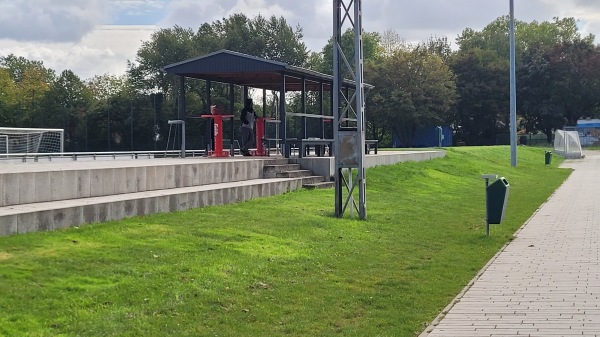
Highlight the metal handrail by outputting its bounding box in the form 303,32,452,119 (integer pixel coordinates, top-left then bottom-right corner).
0,149,208,164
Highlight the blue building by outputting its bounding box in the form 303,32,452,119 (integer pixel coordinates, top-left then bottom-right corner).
576,119,600,146
393,126,453,148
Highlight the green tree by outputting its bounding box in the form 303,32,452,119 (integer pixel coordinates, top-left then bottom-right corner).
0,68,18,126
38,70,92,150
366,47,457,146
15,66,53,127
547,41,600,125
457,16,594,62
380,29,408,56
312,28,382,75
518,39,600,142
420,36,453,63
192,23,223,54
254,15,307,66
454,16,594,144
130,14,308,94
0,54,55,84
131,25,196,95
450,48,509,145
86,74,127,104
0,55,55,127
84,74,117,151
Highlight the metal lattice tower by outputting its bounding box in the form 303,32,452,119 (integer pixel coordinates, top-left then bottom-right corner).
333,0,367,219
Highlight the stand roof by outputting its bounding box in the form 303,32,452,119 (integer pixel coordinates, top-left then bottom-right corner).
163,49,369,91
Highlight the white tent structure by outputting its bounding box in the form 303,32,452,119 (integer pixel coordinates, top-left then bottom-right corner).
553,130,583,159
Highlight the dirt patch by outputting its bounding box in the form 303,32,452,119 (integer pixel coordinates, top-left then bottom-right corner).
0,252,12,260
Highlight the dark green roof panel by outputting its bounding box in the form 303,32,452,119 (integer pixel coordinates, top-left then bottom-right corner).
163,49,372,92
163,50,287,75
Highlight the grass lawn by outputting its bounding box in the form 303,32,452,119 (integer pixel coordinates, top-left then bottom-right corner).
0,146,570,337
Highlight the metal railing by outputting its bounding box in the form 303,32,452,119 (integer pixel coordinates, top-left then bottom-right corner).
0,149,208,164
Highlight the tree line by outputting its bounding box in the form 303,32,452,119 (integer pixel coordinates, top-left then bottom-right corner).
0,14,598,151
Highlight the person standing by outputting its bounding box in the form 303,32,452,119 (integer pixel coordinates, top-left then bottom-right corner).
240,98,257,156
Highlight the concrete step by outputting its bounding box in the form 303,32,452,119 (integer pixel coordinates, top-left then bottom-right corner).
262,158,291,166
303,181,335,189
0,178,303,237
263,164,301,174
273,170,313,178
264,170,313,179
262,162,329,188
300,175,328,185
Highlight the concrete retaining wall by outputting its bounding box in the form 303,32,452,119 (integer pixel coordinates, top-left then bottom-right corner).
294,150,446,178
0,159,265,207
0,178,301,236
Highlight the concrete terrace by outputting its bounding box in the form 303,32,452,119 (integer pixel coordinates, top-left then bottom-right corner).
421,151,600,337
0,150,445,236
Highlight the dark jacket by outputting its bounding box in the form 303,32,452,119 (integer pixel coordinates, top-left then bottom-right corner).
241,107,257,125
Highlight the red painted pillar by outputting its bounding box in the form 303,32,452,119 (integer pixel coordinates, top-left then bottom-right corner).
254,117,273,156
202,115,233,157
255,117,266,156
213,115,224,155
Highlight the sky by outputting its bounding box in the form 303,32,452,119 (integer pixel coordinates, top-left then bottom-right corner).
1,0,599,80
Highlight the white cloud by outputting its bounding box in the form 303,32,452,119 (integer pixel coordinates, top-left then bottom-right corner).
112,0,167,10
572,0,600,10
159,0,228,28
110,0,168,16
228,0,292,19
159,0,293,31
0,0,108,42
0,26,157,80
301,1,334,52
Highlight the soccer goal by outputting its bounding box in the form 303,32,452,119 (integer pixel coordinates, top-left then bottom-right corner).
0,127,64,154
0,135,8,155
553,129,583,159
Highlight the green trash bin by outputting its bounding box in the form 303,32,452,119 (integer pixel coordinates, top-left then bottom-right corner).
486,177,510,224
545,151,552,165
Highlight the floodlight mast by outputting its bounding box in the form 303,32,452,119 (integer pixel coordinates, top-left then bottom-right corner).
333,0,367,219
509,0,517,166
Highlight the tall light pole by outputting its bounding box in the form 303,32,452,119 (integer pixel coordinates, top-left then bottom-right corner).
153,89,157,151
509,0,517,166
107,98,111,151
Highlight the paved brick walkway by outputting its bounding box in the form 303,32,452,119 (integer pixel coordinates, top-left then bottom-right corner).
422,152,600,337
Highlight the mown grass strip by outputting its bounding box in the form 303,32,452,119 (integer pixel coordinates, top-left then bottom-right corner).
0,146,570,336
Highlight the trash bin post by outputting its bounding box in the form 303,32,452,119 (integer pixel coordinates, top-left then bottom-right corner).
481,174,498,236
486,177,510,226
545,151,552,165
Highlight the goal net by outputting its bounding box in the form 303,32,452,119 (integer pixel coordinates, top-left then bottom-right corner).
553,129,583,159
0,127,64,154
0,135,7,155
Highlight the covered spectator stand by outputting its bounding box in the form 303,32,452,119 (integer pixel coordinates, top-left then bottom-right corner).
162,50,367,158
